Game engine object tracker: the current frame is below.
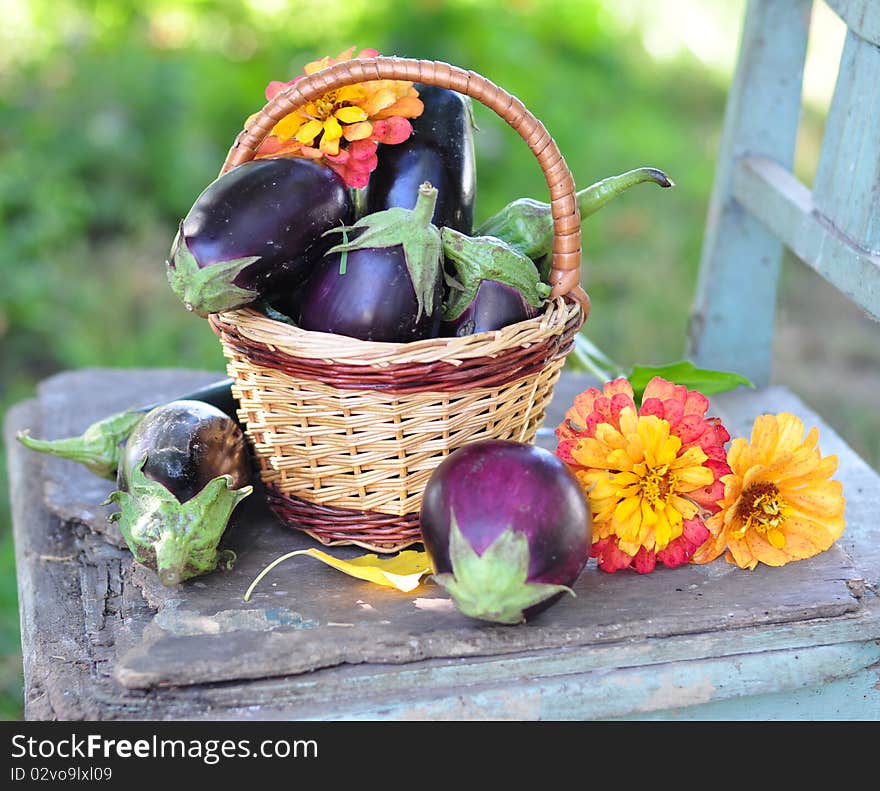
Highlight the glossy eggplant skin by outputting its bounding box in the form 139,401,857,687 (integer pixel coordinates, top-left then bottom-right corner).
118,400,251,504
361,85,476,233
172,158,354,304
420,440,591,623
293,247,442,342
441,278,539,337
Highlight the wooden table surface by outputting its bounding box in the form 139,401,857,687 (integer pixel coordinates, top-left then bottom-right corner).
5,368,880,720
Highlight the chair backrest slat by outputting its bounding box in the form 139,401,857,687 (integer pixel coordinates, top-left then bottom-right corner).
732,155,880,319
825,0,880,46
688,0,811,386
813,28,880,253
689,0,880,386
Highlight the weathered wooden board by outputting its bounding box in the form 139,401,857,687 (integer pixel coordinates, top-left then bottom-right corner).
7,369,877,721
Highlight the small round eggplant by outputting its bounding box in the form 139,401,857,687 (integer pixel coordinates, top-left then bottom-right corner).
15,379,241,480
107,400,253,587
442,279,541,337
294,247,442,342
440,227,550,337
361,84,476,233
420,440,591,625
118,400,251,503
167,158,354,316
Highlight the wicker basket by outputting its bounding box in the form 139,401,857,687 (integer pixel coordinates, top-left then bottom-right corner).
208,57,589,552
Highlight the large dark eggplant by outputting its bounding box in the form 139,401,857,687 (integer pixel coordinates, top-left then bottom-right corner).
107,400,253,587
167,158,354,316
360,84,476,233
286,181,444,342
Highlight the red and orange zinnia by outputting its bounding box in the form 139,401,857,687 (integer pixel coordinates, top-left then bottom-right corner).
249,47,424,188
556,377,731,573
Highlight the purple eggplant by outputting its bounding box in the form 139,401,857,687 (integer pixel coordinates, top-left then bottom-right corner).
167,158,354,317
106,400,253,586
293,247,442,342
287,181,444,342
440,227,550,336
419,439,592,624
361,84,476,233
117,400,251,503
16,378,240,479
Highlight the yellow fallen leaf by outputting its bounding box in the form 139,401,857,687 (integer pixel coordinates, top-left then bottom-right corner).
244,548,433,601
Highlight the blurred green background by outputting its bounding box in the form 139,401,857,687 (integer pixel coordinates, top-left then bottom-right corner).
2,0,878,720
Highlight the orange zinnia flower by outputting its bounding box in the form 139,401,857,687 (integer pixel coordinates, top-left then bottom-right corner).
692,412,845,569
556,377,731,573
249,47,423,187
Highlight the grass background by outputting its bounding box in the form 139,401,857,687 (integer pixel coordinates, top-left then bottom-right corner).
2,0,878,719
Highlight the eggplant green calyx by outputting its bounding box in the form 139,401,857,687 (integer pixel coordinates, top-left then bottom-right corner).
441,228,551,321
17,410,145,479
104,457,252,586
476,166,674,260
166,225,260,317
432,513,574,625
324,181,442,320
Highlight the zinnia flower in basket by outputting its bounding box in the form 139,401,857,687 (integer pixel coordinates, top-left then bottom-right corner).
556,376,732,573
248,47,424,188
692,412,846,569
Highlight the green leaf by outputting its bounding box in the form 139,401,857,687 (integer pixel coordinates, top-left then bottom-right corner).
628,360,753,401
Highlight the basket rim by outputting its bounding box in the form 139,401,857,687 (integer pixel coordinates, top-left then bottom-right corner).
210,297,582,367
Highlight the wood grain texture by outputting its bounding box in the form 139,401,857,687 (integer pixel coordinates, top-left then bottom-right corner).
6,369,880,720
827,0,880,46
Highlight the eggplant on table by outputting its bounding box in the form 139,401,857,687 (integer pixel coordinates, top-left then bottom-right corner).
17,380,253,586
106,400,253,586
420,439,592,625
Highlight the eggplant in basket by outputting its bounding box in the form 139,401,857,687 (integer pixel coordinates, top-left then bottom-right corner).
167,157,355,317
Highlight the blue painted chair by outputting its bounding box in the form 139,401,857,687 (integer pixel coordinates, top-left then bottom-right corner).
667,0,880,718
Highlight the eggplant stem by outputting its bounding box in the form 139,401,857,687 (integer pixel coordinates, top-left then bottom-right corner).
576,167,674,220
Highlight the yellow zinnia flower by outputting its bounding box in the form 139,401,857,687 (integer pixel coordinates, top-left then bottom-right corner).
572,407,715,561
692,412,845,569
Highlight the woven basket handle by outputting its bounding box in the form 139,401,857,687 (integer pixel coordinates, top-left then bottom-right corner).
221,56,589,314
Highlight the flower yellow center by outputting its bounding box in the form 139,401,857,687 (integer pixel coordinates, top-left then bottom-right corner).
312,91,341,119
637,463,677,509
571,410,715,555
734,482,789,547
